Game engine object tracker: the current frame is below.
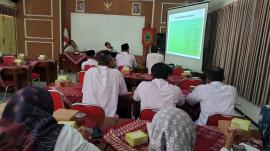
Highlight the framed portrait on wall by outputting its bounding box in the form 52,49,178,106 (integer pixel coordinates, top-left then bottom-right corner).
132,2,141,15
76,0,85,12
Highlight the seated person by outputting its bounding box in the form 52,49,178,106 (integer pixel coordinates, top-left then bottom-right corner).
105,42,116,52
81,50,98,70
133,63,185,111
149,107,196,151
115,43,137,68
0,87,99,151
146,46,164,74
221,105,270,151
82,50,128,117
64,40,78,53
186,67,237,125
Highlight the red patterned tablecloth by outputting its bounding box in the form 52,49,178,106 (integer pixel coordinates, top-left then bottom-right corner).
123,73,182,86
103,120,225,151
64,53,86,65
50,84,83,106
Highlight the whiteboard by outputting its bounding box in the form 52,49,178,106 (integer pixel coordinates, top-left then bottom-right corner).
71,13,145,56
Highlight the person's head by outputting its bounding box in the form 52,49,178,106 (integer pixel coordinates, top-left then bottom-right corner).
85,50,96,58
151,46,158,53
206,67,225,82
151,63,172,80
121,43,129,53
2,87,54,122
105,42,112,49
258,105,270,149
150,108,196,151
96,50,115,68
0,87,62,151
69,40,77,48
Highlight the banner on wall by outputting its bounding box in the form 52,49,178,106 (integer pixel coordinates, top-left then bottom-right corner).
142,28,155,48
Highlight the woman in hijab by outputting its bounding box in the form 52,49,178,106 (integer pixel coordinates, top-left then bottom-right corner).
0,87,99,151
221,105,270,151
149,107,196,151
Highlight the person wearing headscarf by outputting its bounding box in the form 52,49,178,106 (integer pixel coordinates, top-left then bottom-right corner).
149,107,196,151
221,105,270,151
0,87,100,151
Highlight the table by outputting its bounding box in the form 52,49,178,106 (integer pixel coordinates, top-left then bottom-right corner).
123,73,183,91
27,60,57,83
99,118,226,151
59,53,86,73
0,65,30,90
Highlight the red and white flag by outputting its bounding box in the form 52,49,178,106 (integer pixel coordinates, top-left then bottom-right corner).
63,26,70,48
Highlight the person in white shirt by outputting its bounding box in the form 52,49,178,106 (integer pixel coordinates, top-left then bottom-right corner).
146,47,164,74
133,63,185,111
105,42,116,52
186,67,237,125
63,40,78,53
82,50,128,117
115,43,137,68
81,50,98,70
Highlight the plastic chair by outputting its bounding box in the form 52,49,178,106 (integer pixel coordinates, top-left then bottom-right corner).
83,65,95,71
71,103,105,118
31,73,40,81
206,113,243,126
49,90,65,111
140,109,157,121
3,56,16,66
118,66,124,71
77,71,85,84
180,78,203,91
172,67,184,76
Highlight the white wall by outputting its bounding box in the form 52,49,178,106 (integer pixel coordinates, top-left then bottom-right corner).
209,0,238,12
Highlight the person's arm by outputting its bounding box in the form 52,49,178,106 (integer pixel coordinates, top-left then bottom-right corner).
174,87,185,106
118,71,128,95
81,62,85,70
133,84,141,102
186,86,203,105
54,125,100,151
132,55,137,68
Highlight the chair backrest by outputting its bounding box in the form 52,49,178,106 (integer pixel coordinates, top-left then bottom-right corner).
71,104,105,118
117,66,124,71
3,56,16,66
180,78,203,91
172,67,184,76
83,65,95,71
206,113,242,126
78,71,85,84
140,109,157,121
49,90,64,111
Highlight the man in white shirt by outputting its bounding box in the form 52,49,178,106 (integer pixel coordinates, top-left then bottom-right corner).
146,47,164,74
82,50,128,117
81,50,98,70
186,67,237,125
105,42,116,52
133,63,185,111
115,43,137,68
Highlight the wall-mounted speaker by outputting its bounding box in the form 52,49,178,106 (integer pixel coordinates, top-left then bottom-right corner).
10,0,18,3
156,33,166,52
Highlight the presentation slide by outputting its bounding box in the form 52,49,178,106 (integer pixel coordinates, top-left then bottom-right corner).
165,2,208,71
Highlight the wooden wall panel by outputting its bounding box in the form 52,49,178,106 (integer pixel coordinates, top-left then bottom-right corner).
25,19,53,39
16,0,61,60
25,41,53,59
24,0,52,16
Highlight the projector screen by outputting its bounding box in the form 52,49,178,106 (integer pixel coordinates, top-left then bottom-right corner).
71,13,145,55
165,2,208,72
